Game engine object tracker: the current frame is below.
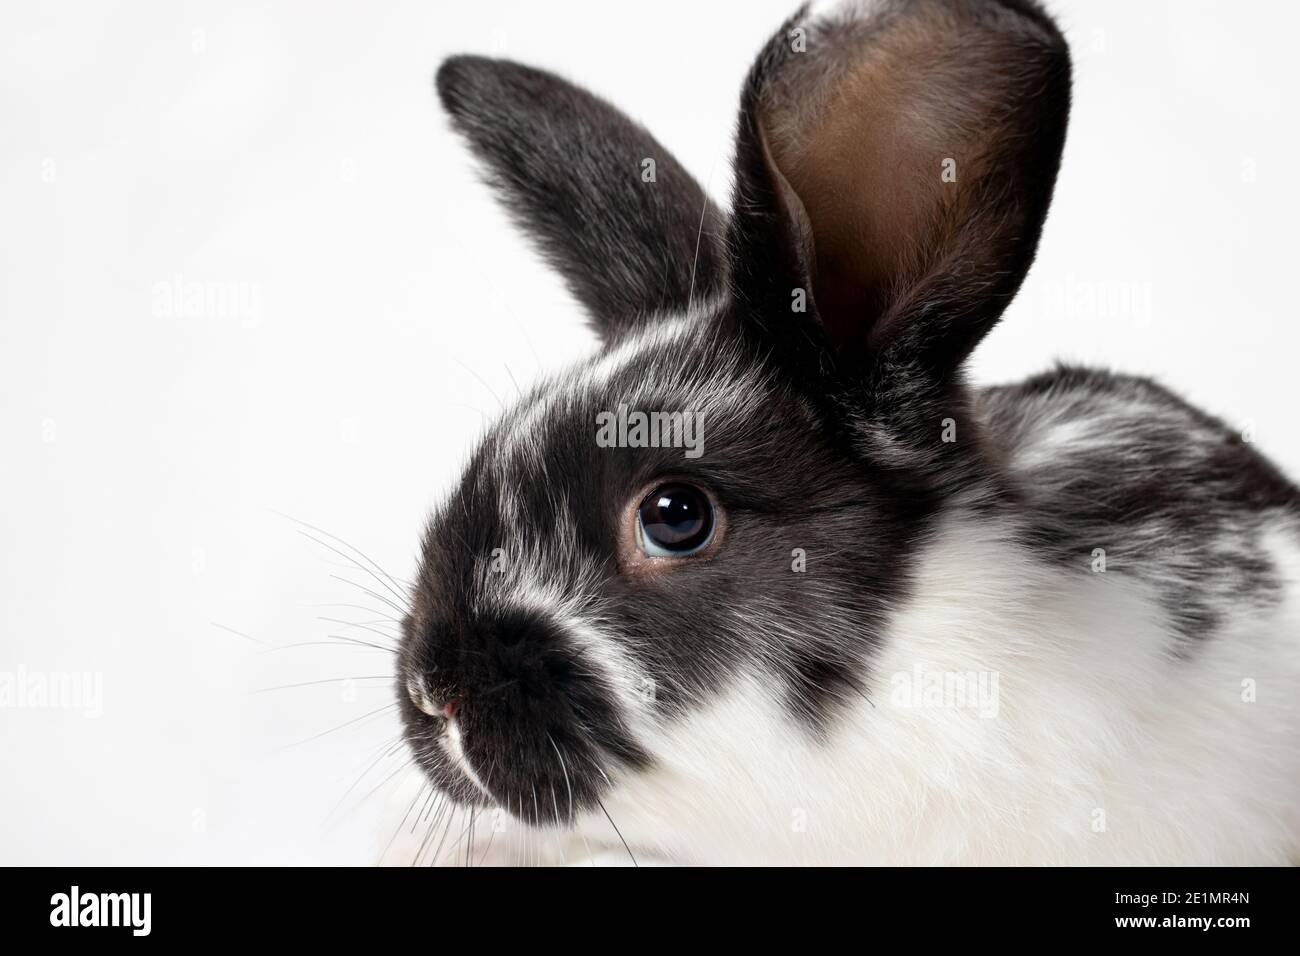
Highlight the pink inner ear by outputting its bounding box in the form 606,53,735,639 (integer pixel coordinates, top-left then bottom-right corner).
761,23,973,352
753,2,1064,361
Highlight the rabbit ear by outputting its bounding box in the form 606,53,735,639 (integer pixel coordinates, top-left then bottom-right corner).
436,56,727,343
727,0,1070,382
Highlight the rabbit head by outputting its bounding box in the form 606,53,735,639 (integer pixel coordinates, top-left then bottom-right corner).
399,0,1070,843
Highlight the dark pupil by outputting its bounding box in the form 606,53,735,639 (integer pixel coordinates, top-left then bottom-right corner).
640,484,712,551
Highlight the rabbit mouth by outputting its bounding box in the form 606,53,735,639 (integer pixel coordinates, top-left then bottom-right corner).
397,617,650,826
401,693,640,827
437,711,496,801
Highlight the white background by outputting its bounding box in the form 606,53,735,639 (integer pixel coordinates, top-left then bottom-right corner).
2,0,1298,864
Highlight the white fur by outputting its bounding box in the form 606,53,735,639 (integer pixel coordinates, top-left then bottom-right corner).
396,346,1300,865
536,509,1300,865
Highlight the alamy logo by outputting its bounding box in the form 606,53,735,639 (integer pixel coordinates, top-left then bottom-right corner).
0,666,102,717
889,667,1001,719
594,404,704,458
50,886,151,936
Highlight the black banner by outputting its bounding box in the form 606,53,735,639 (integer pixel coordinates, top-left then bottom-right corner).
1,866,1292,942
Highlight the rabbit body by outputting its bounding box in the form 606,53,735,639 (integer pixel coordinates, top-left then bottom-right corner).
401,0,1300,864
576,367,1300,865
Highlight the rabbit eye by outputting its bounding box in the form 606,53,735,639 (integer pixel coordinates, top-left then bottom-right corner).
637,483,715,557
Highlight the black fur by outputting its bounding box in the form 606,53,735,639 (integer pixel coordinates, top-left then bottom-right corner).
983,365,1300,642
436,55,727,341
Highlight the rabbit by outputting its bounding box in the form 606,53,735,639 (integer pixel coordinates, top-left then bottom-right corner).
395,0,1300,865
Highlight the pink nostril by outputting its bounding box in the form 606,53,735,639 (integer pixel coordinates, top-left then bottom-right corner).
441,698,460,720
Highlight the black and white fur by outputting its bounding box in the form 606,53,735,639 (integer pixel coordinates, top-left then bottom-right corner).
394,0,1300,864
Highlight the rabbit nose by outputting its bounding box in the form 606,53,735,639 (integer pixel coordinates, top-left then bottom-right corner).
406,676,458,720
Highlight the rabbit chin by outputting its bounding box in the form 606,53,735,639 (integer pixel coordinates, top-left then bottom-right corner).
526,508,1300,867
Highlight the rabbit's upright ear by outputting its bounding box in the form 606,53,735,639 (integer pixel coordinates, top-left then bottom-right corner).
728,0,1070,382
437,56,726,343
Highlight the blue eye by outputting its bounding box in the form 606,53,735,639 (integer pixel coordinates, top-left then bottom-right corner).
637,483,714,557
